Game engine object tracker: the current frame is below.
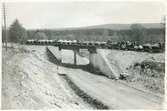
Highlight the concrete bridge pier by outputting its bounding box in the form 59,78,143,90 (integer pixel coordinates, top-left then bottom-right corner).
74,50,77,65
73,48,79,65
88,47,97,71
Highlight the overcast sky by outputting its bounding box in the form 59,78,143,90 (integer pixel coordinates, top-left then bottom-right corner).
4,1,165,29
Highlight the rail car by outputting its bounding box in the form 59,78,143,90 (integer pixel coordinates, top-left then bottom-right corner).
26,39,164,53
26,39,39,45
107,41,121,50
142,43,163,53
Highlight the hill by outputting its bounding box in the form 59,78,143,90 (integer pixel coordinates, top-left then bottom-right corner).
85,23,162,30
26,23,164,43
53,23,162,31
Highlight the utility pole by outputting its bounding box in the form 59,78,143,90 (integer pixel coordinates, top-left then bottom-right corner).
3,3,7,51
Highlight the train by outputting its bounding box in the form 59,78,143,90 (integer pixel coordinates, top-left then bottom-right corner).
107,40,164,53
26,39,165,53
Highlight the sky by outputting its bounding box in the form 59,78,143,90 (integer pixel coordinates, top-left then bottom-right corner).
3,1,166,29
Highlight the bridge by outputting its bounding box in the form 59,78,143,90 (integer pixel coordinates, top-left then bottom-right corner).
26,40,109,65
26,39,120,79
25,39,164,109
26,39,164,79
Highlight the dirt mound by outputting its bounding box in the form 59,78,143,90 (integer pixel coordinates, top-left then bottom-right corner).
107,50,165,95
129,60,165,94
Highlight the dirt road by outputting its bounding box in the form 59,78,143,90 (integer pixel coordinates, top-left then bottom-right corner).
56,48,164,109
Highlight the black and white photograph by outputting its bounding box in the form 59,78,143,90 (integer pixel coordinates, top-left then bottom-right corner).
1,1,166,110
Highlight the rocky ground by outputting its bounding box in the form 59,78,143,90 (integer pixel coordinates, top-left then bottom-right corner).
2,44,92,109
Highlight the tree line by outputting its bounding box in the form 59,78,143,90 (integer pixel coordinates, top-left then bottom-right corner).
2,19,165,44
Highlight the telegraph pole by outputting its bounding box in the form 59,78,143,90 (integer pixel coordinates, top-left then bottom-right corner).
3,3,7,51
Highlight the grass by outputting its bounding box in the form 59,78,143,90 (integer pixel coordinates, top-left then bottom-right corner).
128,61,165,94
